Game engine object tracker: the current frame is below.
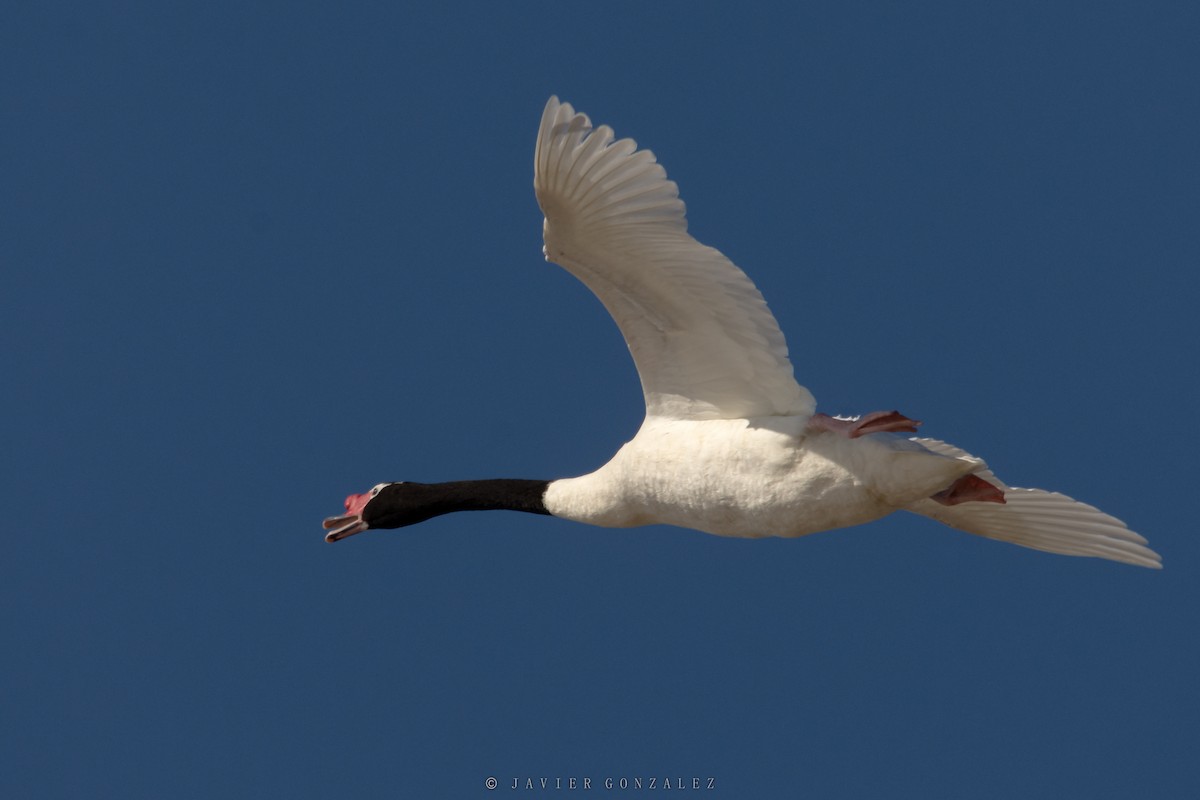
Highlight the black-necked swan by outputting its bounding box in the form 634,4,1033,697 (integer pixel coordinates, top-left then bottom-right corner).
322,96,1161,569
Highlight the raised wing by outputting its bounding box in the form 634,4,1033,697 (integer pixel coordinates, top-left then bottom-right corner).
906,438,1162,568
533,96,814,421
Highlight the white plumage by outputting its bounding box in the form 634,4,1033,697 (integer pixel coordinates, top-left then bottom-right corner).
905,439,1157,566
531,97,1160,569
535,97,814,422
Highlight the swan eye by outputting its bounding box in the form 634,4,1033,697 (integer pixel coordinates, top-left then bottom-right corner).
370,483,387,497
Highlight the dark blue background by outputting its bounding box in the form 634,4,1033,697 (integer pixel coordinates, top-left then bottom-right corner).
4,2,1197,797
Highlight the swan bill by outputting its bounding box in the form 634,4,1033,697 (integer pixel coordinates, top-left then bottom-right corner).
323,515,369,542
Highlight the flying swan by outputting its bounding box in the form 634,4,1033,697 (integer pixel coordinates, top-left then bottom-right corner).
323,96,1161,569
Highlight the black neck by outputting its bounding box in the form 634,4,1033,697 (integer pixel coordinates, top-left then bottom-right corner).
363,479,551,529
423,479,551,515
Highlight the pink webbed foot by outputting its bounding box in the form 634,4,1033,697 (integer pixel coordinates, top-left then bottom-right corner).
931,474,1006,506
807,410,923,439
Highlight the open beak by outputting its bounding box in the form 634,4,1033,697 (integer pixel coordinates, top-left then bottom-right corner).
323,490,374,542
323,514,369,542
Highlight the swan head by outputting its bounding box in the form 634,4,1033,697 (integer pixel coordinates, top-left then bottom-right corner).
323,482,393,542
324,481,464,541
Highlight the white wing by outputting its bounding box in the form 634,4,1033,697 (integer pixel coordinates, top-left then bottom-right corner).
906,438,1162,569
533,97,814,421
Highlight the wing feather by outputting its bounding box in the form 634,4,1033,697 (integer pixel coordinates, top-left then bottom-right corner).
533,97,814,421
906,438,1161,568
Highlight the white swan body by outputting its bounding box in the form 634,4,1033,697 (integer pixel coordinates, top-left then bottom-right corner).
323,96,1161,570
545,418,978,538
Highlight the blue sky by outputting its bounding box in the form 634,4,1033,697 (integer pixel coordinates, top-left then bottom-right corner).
4,2,1198,797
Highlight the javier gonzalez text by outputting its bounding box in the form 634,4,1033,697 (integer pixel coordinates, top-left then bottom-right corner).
489,776,716,790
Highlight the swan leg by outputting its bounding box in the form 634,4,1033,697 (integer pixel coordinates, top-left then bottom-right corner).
807,410,922,438
931,473,1006,506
